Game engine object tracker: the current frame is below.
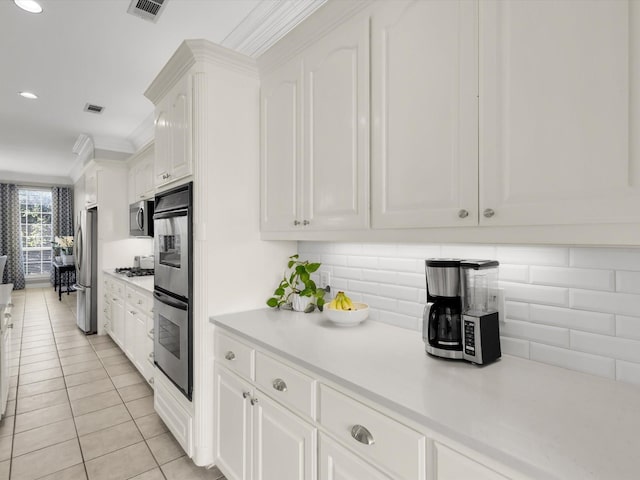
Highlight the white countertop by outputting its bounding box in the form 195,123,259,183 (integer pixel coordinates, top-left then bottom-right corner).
211,308,640,480
104,270,154,293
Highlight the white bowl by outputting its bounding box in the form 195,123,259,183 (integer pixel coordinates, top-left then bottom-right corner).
324,302,369,327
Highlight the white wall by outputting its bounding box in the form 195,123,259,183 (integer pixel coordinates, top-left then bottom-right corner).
299,242,640,386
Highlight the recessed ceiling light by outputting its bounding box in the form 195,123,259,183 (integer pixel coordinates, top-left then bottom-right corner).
14,0,43,14
19,91,38,99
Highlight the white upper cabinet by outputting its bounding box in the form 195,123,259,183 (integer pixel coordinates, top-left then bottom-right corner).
302,15,370,230
154,74,193,188
480,0,640,226
371,0,478,228
261,58,302,231
129,145,155,203
260,15,370,232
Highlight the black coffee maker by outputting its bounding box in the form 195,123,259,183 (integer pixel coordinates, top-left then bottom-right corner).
422,259,464,359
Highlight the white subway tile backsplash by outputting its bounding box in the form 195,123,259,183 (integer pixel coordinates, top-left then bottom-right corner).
530,343,615,379
616,271,640,294
321,254,348,267
505,301,529,321
616,315,640,340
396,300,424,318
347,256,378,269
347,280,379,295
496,246,569,266
501,282,569,306
361,269,397,284
530,266,614,291
333,266,361,280
396,272,426,288
570,247,640,271
379,257,421,273
500,337,530,359
570,289,640,317
299,241,640,386
530,305,615,335
441,244,497,259
571,331,640,363
381,284,420,302
616,360,640,386
498,264,529,283
501,319,570,347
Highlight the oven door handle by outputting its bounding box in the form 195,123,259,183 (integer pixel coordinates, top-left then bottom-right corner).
153,209,188,220
154,291,188,311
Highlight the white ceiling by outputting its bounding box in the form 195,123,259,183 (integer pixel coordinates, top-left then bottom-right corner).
0,0,324,183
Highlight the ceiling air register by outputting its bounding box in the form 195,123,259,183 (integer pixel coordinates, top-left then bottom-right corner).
127,0,167,23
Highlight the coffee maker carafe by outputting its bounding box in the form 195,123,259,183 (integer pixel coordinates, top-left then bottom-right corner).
423,259,464,359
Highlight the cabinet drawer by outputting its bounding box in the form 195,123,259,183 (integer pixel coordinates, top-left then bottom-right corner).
255,351,316,419
215,333,254,381
319,384,426,480
434,442,509,480
126,287,152,313
112,281,124,298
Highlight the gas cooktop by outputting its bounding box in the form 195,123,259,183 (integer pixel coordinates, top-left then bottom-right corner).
114,267,154,277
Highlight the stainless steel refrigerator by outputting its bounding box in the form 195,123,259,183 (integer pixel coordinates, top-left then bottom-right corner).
74,208,97,334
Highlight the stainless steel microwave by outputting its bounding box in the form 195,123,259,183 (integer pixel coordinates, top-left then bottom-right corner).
129,200,154,237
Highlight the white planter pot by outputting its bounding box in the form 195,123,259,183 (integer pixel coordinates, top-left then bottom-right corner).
291,294,312,312
61,254,74,265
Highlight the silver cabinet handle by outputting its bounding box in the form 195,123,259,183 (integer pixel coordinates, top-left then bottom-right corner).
225,351,235,361
7,303,13,308
272,378,287,392
4,313,10,319
302,220,310,226
148,352,154,361
138,300,143,305
242,391,250,399
130,310,136,315
351,425,375,445
7,324,13,329
483,208,495,218
458,209,469,219
250,397,259,406
148,377,154,385
149,328,154,336
293,220,300,226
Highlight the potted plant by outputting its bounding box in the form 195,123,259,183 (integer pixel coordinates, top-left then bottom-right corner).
54,236,74,265
267,254,326,313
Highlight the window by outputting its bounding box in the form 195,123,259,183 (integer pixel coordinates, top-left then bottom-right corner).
19,189,53,276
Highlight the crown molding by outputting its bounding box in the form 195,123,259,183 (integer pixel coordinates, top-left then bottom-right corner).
222,0,328,58
92,136,135,154
128,112,155,151
257,0,371,75
144,39,258,104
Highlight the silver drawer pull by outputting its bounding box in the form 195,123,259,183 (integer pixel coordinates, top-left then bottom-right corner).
148,352,154,361
250,397,259,406
4,313,10,319
351,425,375,446
149,328,154,336
272,378,287,392
242,391,251,399
148,377,154,385
7,324,13,329
225,351,236,361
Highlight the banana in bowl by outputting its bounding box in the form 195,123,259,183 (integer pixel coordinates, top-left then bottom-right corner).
325,291,369,327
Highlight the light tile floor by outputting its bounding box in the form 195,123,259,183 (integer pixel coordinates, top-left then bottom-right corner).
0,288,227,480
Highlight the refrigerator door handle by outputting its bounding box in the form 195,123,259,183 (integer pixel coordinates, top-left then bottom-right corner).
75,224,83,271
137,207,144,230
73,284,86,292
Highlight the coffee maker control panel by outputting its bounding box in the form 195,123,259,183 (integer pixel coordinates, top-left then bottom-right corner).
463,318,476,357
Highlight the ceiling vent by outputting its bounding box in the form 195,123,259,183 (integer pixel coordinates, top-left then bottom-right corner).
84,103,104,114
127,0,167,23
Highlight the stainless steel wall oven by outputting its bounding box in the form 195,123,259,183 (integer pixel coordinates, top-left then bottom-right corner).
153,182,193,400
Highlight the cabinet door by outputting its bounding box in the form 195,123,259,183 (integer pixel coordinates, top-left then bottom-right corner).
215,367,252,480
111,297,125,349
480,0,640,226
302,16,370,230
154,102,171,187
433,442,509,480
170,75,192,182
85,169,98,206
319,434,392,480
252,393,316,480
371,0,478,228
260,58,302,231
133,313,147,374
124,308,136,361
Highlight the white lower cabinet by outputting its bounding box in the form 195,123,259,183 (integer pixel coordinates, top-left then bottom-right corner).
433,442,509,480
214,365,316,480
319,434,392,480
214,330,516,480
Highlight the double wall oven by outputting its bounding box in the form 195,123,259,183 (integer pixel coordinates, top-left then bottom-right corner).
153,182,193,400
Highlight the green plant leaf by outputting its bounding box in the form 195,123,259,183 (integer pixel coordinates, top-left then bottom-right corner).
299,288,313,297
306,279,317,291
287,260,295,269
266,298,278,308
274,287,285,296
289,254,299,260
317,297,325,307
295,265,306,274
307,263,321,273
315,289,325,299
